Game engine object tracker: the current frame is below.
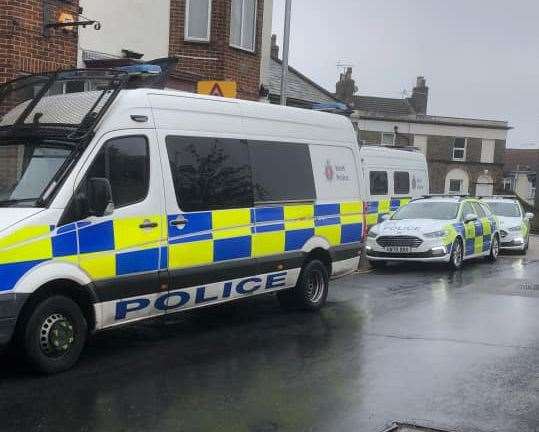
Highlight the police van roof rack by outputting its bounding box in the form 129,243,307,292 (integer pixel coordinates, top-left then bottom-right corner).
358,142,422,152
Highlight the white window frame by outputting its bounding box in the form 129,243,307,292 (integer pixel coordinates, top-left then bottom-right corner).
185,0,212,43
229,0,257,52
381,132,395,146
449,179,463,193
452,137,467,161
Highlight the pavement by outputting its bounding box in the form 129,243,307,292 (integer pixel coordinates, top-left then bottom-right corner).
1,238,538,432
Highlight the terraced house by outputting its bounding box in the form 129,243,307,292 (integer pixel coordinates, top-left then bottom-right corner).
336,69,511,196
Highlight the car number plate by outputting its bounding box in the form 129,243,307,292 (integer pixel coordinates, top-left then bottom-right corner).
385,246,412,253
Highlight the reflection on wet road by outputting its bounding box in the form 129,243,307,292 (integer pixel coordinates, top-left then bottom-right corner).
1,249,538,432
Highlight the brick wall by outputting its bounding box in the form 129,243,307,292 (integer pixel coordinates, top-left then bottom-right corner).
0,0,79,85
169,0,263,100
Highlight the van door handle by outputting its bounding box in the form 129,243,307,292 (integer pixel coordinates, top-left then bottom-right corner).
170,216,187,227
139,220,158,229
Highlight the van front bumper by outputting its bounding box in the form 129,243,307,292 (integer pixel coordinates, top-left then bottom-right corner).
0,293,28,346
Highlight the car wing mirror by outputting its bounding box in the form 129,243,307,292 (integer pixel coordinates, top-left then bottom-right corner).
87,177,114,217
464,213,478,224
381,213,391,221
525,212,534,220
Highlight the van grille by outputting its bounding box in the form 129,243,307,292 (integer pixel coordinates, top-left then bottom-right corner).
377,236,423,248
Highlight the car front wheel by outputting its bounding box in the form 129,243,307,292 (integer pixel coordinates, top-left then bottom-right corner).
486,234,500,262
448,238,463,270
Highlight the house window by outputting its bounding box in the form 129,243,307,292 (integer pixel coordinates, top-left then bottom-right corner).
452,138,466,161
230,0,257,52
185,0,212,42
381,132,394,146
449,179,463,193
480,139,495,163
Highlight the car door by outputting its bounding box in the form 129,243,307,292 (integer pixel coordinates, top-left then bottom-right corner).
67,132,165,327
461,202,478,257
472,202,491,255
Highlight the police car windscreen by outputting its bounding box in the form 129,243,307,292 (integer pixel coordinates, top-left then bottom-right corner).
486,202,520,217
393,201,459,220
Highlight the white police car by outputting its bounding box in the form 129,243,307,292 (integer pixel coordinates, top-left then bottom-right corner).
366,196,500,270
481,197,533,254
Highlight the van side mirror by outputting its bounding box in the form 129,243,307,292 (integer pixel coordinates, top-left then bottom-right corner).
464,213,478,224
525,212,534,220
87,178,114,217
381,213,391,221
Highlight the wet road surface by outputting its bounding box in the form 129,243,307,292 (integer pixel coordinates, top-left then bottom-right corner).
1,241,538,432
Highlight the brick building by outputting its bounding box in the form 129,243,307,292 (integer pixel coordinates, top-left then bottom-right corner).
0,0,80,84
336,69,511,196
79,0,272,101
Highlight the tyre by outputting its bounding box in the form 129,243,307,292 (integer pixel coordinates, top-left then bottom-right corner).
368,260,386,269
18,295,87,374
277,259,329,311
486,234,500,262
448,238,463,270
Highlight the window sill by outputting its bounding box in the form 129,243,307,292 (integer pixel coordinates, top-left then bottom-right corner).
229,43,257,55
185,37,211,44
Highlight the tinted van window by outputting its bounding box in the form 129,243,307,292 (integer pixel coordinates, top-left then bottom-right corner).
370,171,388,195
249,141,315,203
394,171,410,194
166,136,253,211
86,136,149,208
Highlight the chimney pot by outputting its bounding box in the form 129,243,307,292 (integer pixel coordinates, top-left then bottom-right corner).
271,34,279,60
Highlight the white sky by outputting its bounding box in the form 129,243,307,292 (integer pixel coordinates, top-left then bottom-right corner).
272,0,539,148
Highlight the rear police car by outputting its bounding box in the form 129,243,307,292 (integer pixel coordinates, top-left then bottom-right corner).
366,196,500,270
481,196,533,254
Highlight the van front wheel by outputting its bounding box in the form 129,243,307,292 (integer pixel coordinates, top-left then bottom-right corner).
277,259,329,311
19,295,87,374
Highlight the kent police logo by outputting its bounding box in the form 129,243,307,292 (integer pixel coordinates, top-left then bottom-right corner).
325,160,334,181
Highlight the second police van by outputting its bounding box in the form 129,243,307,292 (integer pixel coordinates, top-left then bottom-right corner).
0,69,427,373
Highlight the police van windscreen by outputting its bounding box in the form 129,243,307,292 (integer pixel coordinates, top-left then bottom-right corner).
0,141,73,207
392,201,459,220
486,201,521,217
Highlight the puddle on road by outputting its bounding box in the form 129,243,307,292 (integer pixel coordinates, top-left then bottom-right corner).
380,422,456,432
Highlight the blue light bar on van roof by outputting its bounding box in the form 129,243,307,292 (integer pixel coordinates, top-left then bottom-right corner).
115,64,162,76
312,102,352,115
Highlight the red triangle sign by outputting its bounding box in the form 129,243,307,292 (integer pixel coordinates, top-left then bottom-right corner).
209,83,224,97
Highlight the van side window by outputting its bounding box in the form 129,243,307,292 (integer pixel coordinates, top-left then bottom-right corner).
370,171,388,195
394,171,410,195
166,136,253,211
249,141,315,203
86,136,150,208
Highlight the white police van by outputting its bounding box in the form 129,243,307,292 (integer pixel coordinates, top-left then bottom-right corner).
481,196,533,253
0,69,427,373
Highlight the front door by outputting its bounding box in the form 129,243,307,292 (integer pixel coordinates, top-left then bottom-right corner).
68,132,165,327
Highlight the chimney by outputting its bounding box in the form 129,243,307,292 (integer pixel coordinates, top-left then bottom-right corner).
409,76,429,114
335,67,357,105
271,34,279,60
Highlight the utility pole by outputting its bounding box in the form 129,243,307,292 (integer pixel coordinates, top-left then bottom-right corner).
280,0,292,105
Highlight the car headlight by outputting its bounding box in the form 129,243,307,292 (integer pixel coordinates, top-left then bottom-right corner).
368,227,379,238
423,230,447,238
508,225,522,232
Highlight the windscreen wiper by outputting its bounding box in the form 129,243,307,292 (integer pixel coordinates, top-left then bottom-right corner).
0,198,39,207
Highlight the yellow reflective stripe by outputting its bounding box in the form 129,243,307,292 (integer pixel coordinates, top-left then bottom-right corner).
340,201,363,215
474,236,483,254
251,232,285,257
113,215,162,250
0,225,51,249
169,240,213,269
284,204,314,230
443,224,458,246
366,213,378,226
79,252,116,280
212,209,251,239
400,198,411,206
465,223,475,239
315,225,341,246
481,218,492,236
378,199,390,214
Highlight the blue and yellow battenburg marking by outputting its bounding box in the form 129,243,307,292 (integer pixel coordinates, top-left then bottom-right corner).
365,197,411,227
442,216,497,256
0,202,364,292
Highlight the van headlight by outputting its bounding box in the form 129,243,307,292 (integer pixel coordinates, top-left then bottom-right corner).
368,227,379,238
423,230,447,238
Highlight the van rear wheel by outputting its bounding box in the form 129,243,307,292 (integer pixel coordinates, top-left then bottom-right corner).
277,259,329,311
19,295,87,374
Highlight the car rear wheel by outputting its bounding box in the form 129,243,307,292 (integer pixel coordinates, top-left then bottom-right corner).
277,259,329,311
18,295,87,374
448,238,463,270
